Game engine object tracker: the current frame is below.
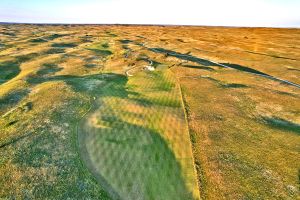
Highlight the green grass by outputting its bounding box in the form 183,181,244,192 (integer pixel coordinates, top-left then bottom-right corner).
0,61,20,84
262,117,300,134
30,38,48,43
44,33,67,41
78,68,200,199
36,63,62,76
45,48,65,54
87,42,113,57
0,81,111,199
51,43,78,48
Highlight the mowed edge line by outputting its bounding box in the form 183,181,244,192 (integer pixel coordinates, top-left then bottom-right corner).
175,71,201,200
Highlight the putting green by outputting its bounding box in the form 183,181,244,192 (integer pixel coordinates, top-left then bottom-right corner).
78,66,200,200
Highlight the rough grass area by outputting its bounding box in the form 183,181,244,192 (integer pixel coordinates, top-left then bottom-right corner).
172,66,300,199
0,82,110,199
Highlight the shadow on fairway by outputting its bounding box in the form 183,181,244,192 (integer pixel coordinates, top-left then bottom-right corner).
80,118,194,200
26,72,153,106
25,71,195,199
78,74,194,200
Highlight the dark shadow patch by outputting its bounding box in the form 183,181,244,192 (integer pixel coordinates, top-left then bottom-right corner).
80,117,194,200
81,38,93,43
88,49,112,57
0,132,33,149
148,47,266,74
136,54,149,60
30,38,48,43
0,89,30,115
26,73,127,97
140,59,161,67
119,39,133,44
84,63,98,68
45,48,65,54
130,97,153,107
6,120,18,127
275,91,299,97
199,76,248,88
101,42,109,48
51,43,78,48
262,117,300,135
149,60,161,67
287,68,300,72
244,50,298,61
84,56,98,62
148,47,300,88
177,39,185,43
122,45,132,58
0,32,16,37
80,34,94,43
135,42,145,47
219,63,300,88
20,102,33,112
0,61,20,85
105,31,117,37
200,76,222,84
220,63,269,76
0,44,13,52
122,44,130,50
221,83,248,88
15,53,40,63
0,53,39,84
181,64,215,71
44,33,67,41
193,48,214,53
148,47,219,67
87,42,112,57
37,63,63,76
136,55,161,67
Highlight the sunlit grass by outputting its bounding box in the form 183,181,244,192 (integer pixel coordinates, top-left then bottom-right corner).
79,67,199,199
1,24,299,200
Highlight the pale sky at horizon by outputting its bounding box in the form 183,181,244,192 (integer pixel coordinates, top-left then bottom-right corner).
0,0,300,27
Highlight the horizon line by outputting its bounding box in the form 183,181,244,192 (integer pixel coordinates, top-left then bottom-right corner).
1,21,299,29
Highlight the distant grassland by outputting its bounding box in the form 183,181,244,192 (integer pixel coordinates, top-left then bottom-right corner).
0,24,300,199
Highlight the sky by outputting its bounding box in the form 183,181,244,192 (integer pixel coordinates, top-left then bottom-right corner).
0,0,300,27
